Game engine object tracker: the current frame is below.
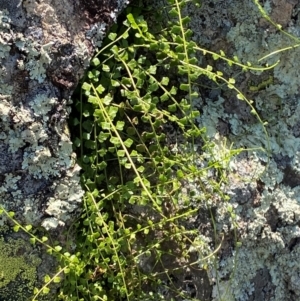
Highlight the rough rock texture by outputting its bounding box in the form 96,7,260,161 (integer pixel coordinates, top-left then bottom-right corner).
0,0,128,299
178,0,300,300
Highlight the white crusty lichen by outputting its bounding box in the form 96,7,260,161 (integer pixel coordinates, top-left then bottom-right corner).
42,164,84,230
86,22,107,48
1,9,52,84
22,146,58,179
0,1,108,235
21,122,48,145
29,93,57,120
0,99,11,119
0,91,83,228
208,184,300,301
25,42,53,83
0,10,12,59
15,35,53,83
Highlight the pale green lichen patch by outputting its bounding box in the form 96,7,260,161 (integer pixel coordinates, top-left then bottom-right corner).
29,93,57,120
0,234,41,300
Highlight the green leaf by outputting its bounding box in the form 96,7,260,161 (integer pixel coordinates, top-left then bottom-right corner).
116,121,125,131
44,275,51,283
169,8,179,17
137,166,145,172
41,236,48,242
82,82,91,91
111,79,120,87
182,16,191,25
148,82,159,92
110,136,121,145
42,287,50,294
13,225,20,232
206,65,213,71
124,138,133,148
55,245,62,252
98,132,110,142
127,13,138,29
161,77,169,86
74,137,81,147
150,43,158,50
91,58,100,66
53,276,61,283
101,122,111,130
103,94,113,105
148,65,157,74
168,104,177,112
102,64,110,72
126,127,136,135
117,150,126,157
175,35,183,44
171,25,181,34
111,45,119,55
179,83,189,91
121,77,132,86
191,110,200,118
170,86,177,95
122,31,129,39
160,93,169,102
125,163,132,169
84,140,96,149
82,120,94,132
99,161,107,170
237,93,244,100
25,225,32,231
96,84,105,94
136,144,146,152
127,59,137,70
82,132,91,140
233,55,239,62
88,95,98,104
177,170,184,178
108,32,117,41
108,106,118,118
83,108,91,117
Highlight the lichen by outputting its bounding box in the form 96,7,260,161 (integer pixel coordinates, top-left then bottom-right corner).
25,42,53,83
0,10,12,59
0,6,84,232
86,22,107,48
178,0,300,300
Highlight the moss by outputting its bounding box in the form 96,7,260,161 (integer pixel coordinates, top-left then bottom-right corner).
0,234,41,300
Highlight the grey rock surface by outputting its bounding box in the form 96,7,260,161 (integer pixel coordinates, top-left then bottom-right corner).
179,0,300,300
0,0,129,299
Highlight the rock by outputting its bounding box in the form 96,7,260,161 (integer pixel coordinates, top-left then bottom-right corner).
182,0,300,300
0,0,129,298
